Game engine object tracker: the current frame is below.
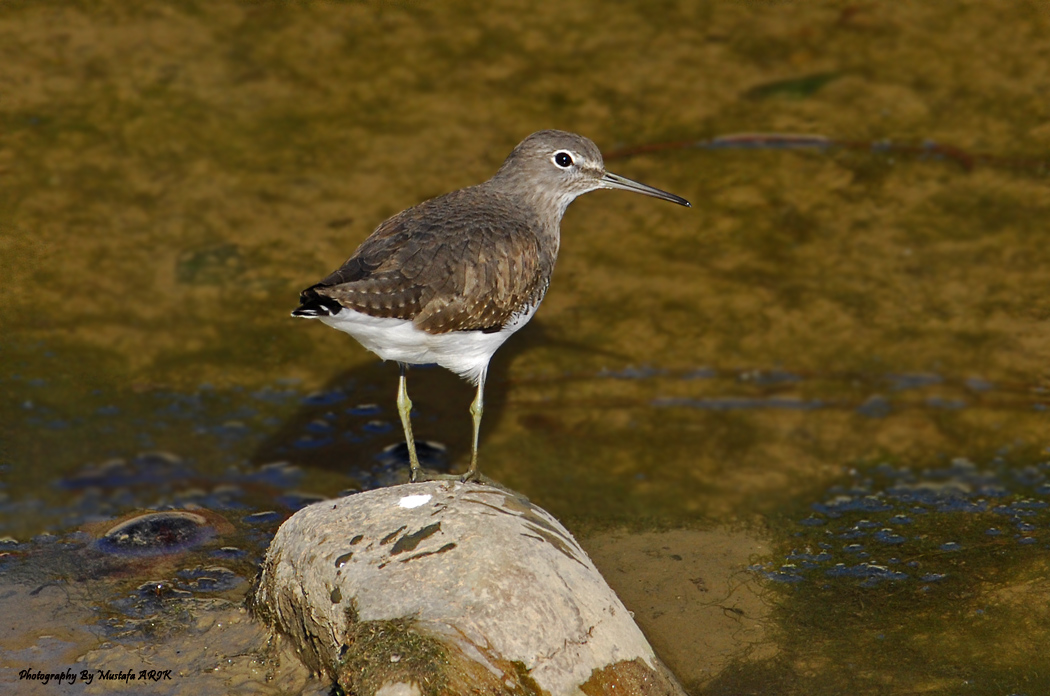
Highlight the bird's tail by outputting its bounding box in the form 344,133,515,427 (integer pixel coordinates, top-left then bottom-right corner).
292,287,343,318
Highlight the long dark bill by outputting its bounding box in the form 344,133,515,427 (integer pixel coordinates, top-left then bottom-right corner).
600,171,691,207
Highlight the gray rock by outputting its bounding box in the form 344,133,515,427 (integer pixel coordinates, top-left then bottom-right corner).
251,481,686,696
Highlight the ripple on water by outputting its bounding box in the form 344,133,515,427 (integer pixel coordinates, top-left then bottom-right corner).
306,419,335,434
302,389,348,406
874,529,906,545
242,511,283,525
276,491,328,511
761,456,1050,588
176,566,243,592
293,434,334,449
58,451,191,490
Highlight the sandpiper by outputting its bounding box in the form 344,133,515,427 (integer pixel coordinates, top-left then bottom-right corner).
293,130,690,482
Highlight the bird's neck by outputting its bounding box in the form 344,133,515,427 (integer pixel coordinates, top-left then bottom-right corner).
483,172,576,233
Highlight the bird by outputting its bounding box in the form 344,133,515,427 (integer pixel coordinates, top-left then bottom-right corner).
292,130,690,482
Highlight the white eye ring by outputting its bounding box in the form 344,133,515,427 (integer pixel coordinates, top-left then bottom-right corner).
552,151,574,168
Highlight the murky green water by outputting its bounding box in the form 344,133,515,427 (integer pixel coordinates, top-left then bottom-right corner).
3,1,1050,694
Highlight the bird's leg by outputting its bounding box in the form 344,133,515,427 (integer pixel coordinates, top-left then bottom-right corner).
463,369,486,482
396,363,422,482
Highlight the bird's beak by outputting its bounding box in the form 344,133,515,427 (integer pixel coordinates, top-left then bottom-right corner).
600,171,691,207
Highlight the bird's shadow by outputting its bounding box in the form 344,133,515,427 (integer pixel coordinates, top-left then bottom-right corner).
251,321,625,487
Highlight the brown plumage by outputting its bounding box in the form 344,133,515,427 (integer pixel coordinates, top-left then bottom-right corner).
303,188,554,334
293,130,689,482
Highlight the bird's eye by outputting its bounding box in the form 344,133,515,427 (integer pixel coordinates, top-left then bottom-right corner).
553,151,573,168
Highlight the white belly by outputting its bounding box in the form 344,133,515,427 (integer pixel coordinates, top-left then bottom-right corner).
315,303,538,385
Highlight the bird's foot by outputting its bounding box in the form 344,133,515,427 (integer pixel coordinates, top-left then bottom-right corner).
407,469,461,483
459,470,482,484
460,470,503,488
405,467,500,488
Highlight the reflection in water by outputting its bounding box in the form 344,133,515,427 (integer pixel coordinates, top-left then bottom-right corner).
252,319,631,485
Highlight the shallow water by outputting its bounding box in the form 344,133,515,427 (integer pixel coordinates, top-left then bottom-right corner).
3,1,1050,694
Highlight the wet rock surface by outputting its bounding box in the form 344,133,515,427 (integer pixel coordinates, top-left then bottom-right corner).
252,481,687,696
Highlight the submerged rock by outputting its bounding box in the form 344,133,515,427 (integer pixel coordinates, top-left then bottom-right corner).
90,509,233,557
251,481,685,696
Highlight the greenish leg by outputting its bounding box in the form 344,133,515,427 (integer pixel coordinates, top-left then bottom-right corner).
463,369,486,482
397,363,422,482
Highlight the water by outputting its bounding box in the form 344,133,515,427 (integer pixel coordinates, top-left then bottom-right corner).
3,2,1050,694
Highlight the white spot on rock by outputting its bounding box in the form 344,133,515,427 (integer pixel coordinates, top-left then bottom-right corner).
398,494,432,509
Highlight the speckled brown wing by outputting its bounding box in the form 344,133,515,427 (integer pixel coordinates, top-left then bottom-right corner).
301,187,555,334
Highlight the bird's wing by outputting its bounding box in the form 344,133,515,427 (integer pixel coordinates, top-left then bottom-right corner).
297,189,553,334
